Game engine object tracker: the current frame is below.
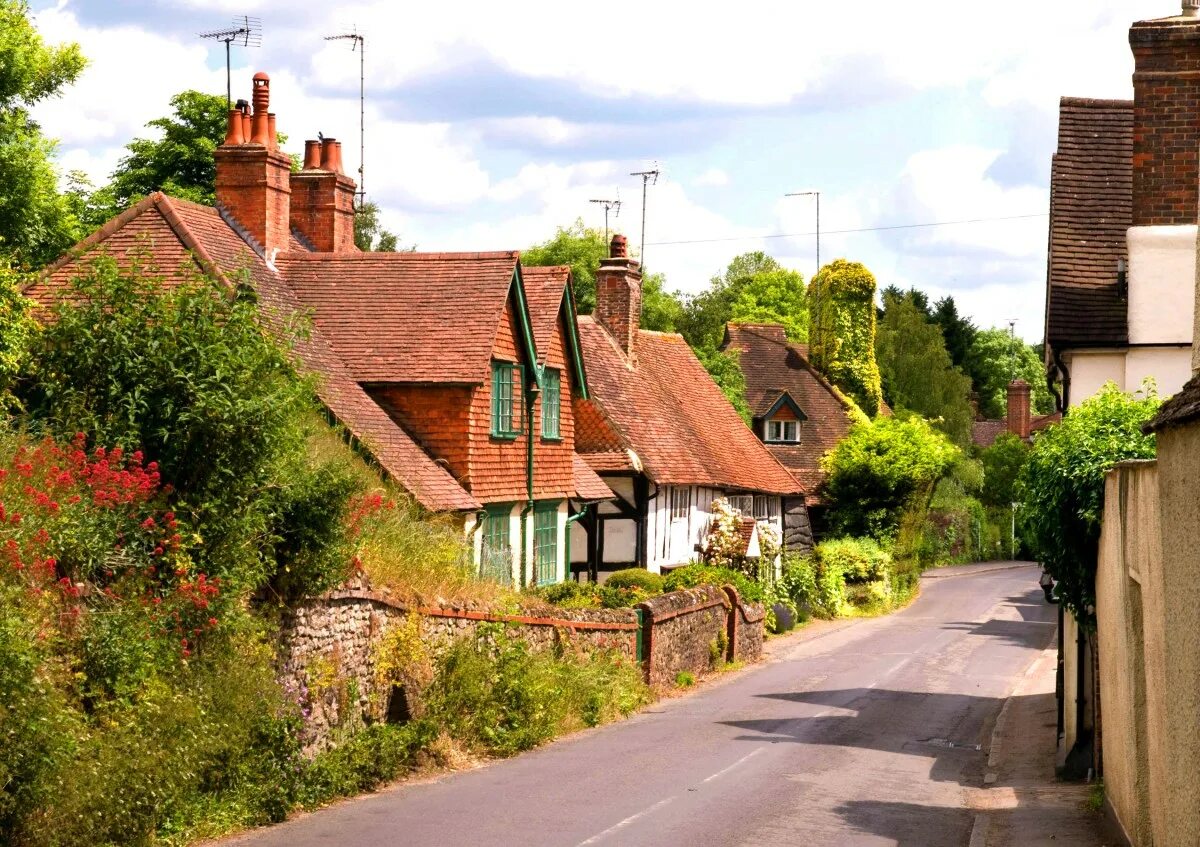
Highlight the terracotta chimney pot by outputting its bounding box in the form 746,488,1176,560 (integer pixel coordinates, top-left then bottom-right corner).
240,108,251,143
320,139,343,174
611,233,628,258
303,140,322,170
267,114,277,151
222,108,245,146
250,72,271,145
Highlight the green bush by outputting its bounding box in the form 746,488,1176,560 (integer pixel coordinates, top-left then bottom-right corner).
534,580,600,608
662,563,763,603
604,568,664,594
816,537,891,582
675,671,695,687
299,721,434,810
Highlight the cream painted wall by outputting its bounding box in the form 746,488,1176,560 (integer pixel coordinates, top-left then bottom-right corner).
1066,351,1126,407
1124,346,1192,398
1127,225,1197,345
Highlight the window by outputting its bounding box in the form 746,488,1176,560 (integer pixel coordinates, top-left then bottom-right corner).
670,487,690,520
727,495,754,516
766,419,799,443
541,368,561,440
534,503,559,585
753,495,779,521
491,361,523,437
480,506,512,585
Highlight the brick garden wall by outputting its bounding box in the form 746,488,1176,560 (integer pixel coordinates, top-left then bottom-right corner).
277,582,764,750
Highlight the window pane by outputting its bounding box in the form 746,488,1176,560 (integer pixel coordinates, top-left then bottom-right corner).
481,509,512,585
671,487,689,519
542,369,560,439
534,506,558,585
785,421,798,442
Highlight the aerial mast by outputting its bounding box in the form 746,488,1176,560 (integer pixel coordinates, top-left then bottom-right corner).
198,15,262,107
325,28,366,207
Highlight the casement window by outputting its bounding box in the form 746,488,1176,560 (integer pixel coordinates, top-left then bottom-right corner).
753,495,779,521
541,368,561,440
491,361,523,437
534,503,559,585
727,495,754,516
670,487,690,520
480,506,513,585
766,419,799,443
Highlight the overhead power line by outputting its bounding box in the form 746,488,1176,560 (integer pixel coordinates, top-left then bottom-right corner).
644,212,1049,248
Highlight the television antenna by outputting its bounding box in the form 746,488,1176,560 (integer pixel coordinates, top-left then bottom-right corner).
198,16,262,107
629,165,660,264
1006,318,1019,382
325,28,366,207
589,195,621,244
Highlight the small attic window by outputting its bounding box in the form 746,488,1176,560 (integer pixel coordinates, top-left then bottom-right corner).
766,419,799,443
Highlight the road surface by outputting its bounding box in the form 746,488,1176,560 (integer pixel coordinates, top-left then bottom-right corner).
226,562,1063,846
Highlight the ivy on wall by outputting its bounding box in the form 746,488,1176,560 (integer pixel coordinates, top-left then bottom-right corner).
807,259,883,417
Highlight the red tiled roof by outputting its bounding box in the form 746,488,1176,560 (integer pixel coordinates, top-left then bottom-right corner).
25,193,480,514
573,454,614,501
278,251,521,383
722,323,855,497
521,265,570,357
971,420,1008,449
1045,97,1132,349
577,317,801,495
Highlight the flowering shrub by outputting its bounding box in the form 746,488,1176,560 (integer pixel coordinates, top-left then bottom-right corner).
702,498,752,573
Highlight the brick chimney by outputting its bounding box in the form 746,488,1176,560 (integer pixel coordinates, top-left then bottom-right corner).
1130,7,1200,225
1007,379,1032,440
289,137,357,252
594,234,641,357
214,73,292,257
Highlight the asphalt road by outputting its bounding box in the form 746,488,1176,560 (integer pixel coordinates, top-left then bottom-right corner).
225,562,1057,847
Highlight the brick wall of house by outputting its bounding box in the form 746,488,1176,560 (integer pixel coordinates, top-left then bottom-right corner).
368,385,473,491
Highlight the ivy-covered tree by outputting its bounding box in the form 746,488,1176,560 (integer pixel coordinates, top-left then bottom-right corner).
808,259,883,417
1018,382,1159,624
875,289,974,447
822,414,959,538
0,1,87,266
966,328,1054,420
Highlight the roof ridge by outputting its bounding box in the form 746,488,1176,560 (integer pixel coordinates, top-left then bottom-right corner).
279,250,520,262
1059,96,1134,109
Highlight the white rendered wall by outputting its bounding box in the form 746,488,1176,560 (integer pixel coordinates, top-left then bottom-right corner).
1125,347,1193,399
1066,351,1128,407
1127,225,1197,346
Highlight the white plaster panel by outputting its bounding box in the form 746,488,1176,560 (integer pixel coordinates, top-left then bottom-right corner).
1067,351,1127,407
1125,347,1193,400
1127,225,1197,346
570,520,588,564
603,518,637,564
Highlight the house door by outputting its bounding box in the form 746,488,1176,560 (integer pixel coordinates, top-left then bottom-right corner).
667,486,690,565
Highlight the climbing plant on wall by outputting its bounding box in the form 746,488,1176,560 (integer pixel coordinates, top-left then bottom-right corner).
807,259,883,417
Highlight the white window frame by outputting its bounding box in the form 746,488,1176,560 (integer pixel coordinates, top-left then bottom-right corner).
766,419,799,443
753,495,779,521
670,486,690,521
727,495,754,516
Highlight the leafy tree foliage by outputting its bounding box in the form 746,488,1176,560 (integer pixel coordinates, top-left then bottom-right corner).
979,432,1029,507
0,261,31,407
1017,383,1159,624
932,296,977,371
677,251,806,350
809,259,883,417
966,328,1054,419
695,346,751,424
875,289,974,447
0,2,86,266
354,200,403,252
822,414,959,538
523,220,610,314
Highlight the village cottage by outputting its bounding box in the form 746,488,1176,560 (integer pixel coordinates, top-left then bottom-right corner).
25,71,612,587
571,236,803,580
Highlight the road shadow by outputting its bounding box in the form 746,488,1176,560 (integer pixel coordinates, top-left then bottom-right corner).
833,799,973,847
939,618,1055,650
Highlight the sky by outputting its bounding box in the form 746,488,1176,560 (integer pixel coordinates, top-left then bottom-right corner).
28,0,1157,341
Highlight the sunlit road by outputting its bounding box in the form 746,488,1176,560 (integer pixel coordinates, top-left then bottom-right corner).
224,563,1058,847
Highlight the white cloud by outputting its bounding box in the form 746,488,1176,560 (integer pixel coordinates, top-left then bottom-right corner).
693,168,729,187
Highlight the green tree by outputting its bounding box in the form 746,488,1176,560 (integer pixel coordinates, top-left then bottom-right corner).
822,414,960,538
695,346,751,425
966,328,1054,420
677,251,806,350
979,432,1029,507
0,1,86,266
523,220,609,314
875,289,974,447
932,296,977,371
1018,382,1159,623
640,270,683,332
808,259,883,417
0,261,32,408
354,200,404,252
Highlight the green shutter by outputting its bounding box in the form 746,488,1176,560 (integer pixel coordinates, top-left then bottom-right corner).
542,369,561,440
534,502,559,586
480,505,513,585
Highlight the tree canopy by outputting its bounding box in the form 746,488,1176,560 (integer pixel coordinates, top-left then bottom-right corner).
522,220,610,314
875,288,974,447
966,328,1054,420
809,259,882,417
979,432,1029,508
0,1,86,266
1018,382,1159,624
354,200,403,252
822,414,960,538
676,251,807,350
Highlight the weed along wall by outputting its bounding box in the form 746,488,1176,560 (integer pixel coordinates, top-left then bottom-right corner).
278,583,765,749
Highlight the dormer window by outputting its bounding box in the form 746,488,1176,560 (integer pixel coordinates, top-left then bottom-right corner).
766,419,799,443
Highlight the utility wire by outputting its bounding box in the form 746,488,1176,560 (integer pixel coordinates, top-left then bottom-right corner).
645,212,1048,247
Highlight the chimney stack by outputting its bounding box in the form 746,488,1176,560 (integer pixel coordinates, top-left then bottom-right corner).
1007,379,1032,440
214,73,292,257
289,136,357,253
1130,10,1200,225
594,234,642,358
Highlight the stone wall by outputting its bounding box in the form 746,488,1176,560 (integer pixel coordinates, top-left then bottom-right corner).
278,583,765,749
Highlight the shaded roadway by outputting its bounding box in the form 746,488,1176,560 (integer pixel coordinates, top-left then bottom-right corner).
223,563,1061,846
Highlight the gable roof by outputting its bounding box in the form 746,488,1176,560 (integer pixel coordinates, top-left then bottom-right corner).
279,251,537,385
25,192,480,514
721,323,855,496
520,264,588,398
577,317,801,495
1045,97,1133,350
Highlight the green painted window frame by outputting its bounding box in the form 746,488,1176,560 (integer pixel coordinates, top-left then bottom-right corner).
533,502,560,586
541,368,561,440
491,361,523,438
480,505,513,585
